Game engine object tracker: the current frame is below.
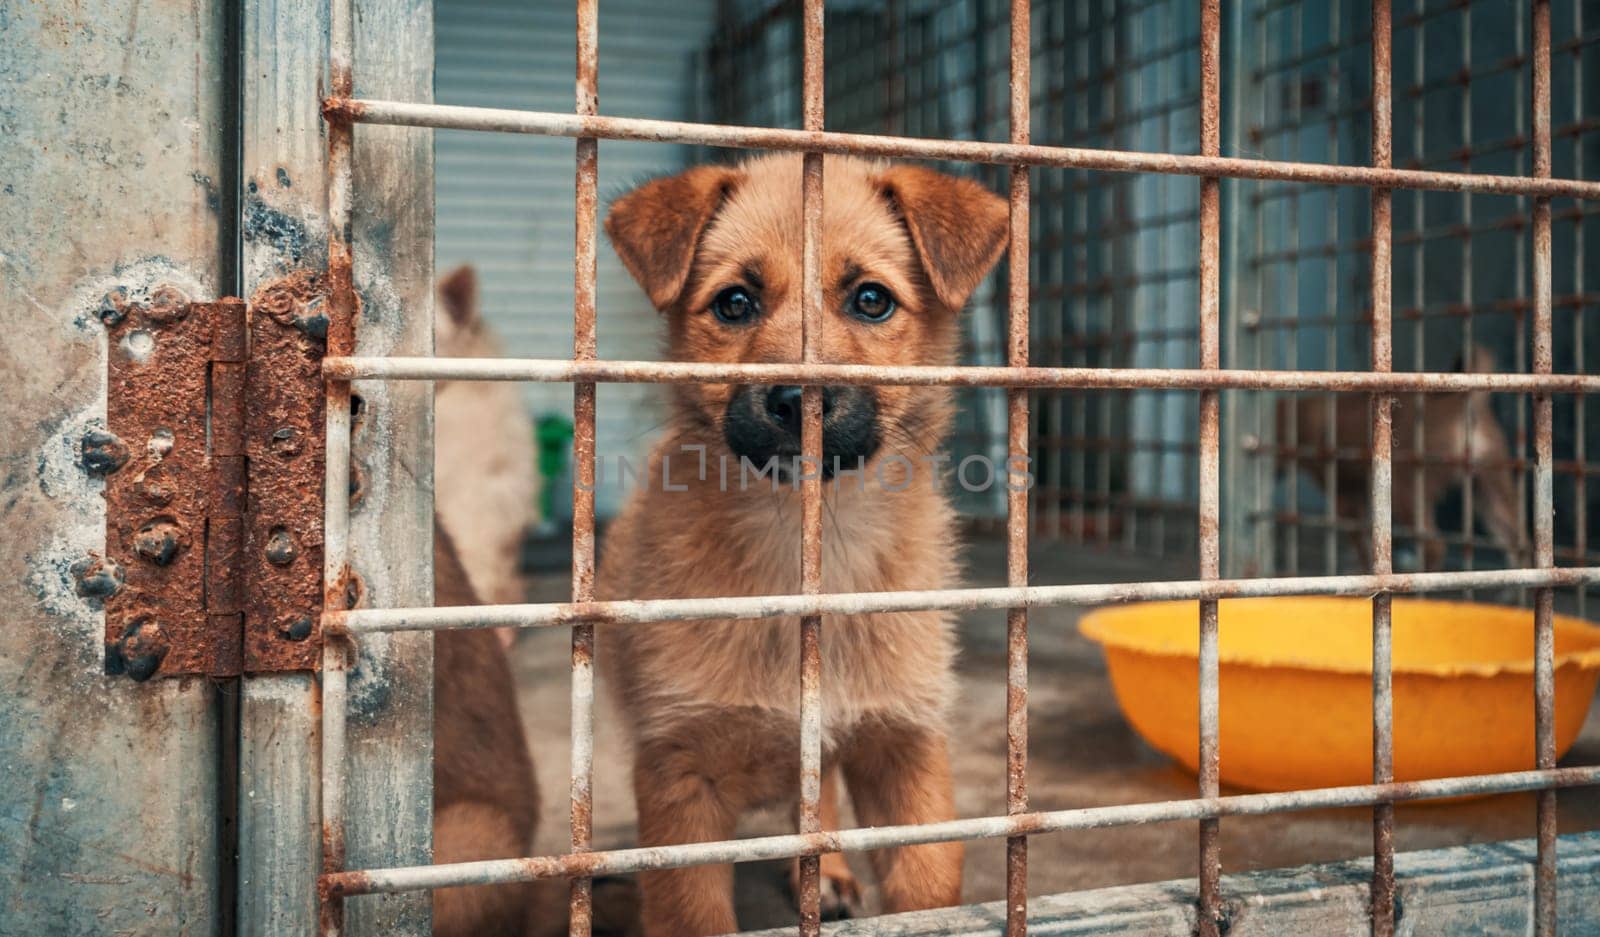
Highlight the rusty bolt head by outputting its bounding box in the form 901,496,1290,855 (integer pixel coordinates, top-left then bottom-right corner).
134,473,174,507
80,429,129,476
97,289,130,327
106,616,169,682
280,615,315,642
265,527,299,566
133,519,184,566
344,571,364,610
294,312,329,342
255,285,295,323
70,555,123,599
270,426,304,458
144,286,190,325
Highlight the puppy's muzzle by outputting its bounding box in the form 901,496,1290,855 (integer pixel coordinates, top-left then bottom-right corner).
723,384,881,479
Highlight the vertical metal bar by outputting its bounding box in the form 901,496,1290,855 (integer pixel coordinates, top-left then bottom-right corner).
320,0,355,931
1412,0,1429,579
1369,1,1397,934
1460,1,1478,589
1282,2,1305,577
1531,2,1557,933
1006,1,1031,932
1249,2,1269,578
1514,8,1531,609
798,2,825,934
570,1,599,933
1197,1,1222,934
1576,0,1589,621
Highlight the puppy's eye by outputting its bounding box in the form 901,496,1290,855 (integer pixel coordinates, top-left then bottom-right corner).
850,283,896,322
711,286,758,324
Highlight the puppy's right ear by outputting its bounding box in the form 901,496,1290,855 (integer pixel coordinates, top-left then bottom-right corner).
605,166,741,310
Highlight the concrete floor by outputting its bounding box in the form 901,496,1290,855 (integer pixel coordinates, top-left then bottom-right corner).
508,532,1600,933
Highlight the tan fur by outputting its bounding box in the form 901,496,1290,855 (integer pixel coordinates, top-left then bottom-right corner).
435,265,538,623
1278,345,1525,570
600,154,1006,934
433,523,542,936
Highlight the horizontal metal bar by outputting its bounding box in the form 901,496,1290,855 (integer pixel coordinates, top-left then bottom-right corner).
323,98,1600,200
328,566,1600,635
324,356,1600,395
321,765,1600,898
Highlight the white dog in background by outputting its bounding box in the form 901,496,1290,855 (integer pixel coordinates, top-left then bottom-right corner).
435,265,537,645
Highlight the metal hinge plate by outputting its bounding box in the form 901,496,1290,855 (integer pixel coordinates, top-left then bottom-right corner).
96,280,328,680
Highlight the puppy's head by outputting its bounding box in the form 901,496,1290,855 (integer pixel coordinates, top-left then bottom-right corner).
605,154,1007,475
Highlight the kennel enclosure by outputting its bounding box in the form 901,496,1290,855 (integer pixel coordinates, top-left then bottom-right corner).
5,1,1600,936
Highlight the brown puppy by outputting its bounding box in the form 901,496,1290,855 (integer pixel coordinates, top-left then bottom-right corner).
600,154,1007,934
432,522,541,936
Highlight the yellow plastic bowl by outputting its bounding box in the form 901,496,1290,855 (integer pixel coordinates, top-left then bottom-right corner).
1079,597,1600,792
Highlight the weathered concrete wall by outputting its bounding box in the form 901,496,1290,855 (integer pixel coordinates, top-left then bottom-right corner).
0,1,230,932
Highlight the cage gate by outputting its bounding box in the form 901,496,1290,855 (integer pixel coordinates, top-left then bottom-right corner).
308,2,1600,937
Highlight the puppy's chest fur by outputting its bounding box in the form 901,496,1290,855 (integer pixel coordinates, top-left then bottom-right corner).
598,442,960,742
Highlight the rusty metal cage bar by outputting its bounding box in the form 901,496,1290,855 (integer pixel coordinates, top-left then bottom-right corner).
1196,0,1223,932
319,0,356,929
1004,0,1030,930
322,96,1600,198
1574,0,1591,630
321,764,1600,898
326,355,1600,393
570,1,599,932
312,1,1599,932
1368,2,1397,933
797,1,825,932
325,565,1600,635
1532,0,1558,931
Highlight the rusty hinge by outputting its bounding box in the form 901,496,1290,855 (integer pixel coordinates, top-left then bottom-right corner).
96,276,329,680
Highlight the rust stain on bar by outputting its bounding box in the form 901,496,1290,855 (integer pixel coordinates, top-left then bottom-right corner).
1368,2,1397,934
321,0,355,930
1196,0,1222,931
323,355,1600,395
1531,1,1557,933
797,2,825,933
321,96,1600,200
570,1,599,934
1004,0,1031,932
318,765,1600,898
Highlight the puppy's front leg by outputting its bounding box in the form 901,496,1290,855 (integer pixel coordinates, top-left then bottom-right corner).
634,744,739,936
840,722,963,912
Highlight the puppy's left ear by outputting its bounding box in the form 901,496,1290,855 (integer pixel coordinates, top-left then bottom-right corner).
605,165,742,310
436,264,478,327
876,165,1009,311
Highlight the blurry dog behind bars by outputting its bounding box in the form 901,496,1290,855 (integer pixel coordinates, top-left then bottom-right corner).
435,265,537,643
1277,344,1525,570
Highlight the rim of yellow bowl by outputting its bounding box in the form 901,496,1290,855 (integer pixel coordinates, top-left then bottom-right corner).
1077,596,1600,678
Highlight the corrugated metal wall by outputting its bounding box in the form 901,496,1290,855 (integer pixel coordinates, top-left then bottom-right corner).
436,0,718,516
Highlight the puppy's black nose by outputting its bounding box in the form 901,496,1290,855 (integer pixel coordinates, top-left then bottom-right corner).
764,385,833,434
